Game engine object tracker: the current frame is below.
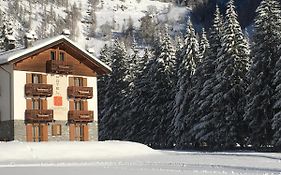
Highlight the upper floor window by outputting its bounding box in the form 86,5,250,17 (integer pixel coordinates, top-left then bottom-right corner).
74,77,83,87
32,74,42,84
59,52,65,61
32,99,42,110
74,100,83,111
51,51,56,60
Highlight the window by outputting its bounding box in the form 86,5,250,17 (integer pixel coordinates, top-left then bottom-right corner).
74,77,83,87
51,51,56,60
59,52,65,61
74,100,83,111
32,74,42,84
32,99,42,110
52,124,62,136
32,125,42,142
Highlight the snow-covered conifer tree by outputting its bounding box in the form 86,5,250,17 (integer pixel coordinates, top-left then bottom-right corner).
168,18,199,149
99,40,130,140
187,28,210,148
212,0,250,149
245,0,281,148
190,5,223,148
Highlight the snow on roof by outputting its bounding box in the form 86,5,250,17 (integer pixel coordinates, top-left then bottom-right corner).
0,35,111,73
62,29,71,35
5,35,16,41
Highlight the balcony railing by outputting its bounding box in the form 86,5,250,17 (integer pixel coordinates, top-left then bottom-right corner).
67,86,93,99
46,60,73,74
68,110,94,122
25,109,54,122
25,83,53,97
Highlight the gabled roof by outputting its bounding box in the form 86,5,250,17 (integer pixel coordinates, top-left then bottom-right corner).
0,35,111,75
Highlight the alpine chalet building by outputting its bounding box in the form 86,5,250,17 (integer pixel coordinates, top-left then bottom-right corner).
0,33,111,142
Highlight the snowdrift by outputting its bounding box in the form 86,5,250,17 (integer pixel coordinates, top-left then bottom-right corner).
0,141,159,163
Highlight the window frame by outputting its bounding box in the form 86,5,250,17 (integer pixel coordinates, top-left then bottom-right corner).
32,74,42,84
51,51,56,60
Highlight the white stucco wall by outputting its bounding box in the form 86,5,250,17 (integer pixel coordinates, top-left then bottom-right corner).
0,65,12,121
13,70,29,120
12,70,98,122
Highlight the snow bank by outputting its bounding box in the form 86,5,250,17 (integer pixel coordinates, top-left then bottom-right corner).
0,141,159,162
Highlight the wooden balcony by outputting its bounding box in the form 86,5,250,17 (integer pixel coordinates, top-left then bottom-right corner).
67,86,93,99
25,83,53,97
25,109,54,122
68,110,94,122
46,60,73,74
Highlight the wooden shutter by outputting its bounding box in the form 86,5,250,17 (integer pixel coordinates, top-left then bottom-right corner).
26,124,33,142
41,124,48,141
69,77,74,86
83,124,89,141
83,101,88,111
69,100,74,110
83,78,87,87
26,99,32,109
26,73,32,83
42,99,48,110
42,74,47,84
69,124,75,141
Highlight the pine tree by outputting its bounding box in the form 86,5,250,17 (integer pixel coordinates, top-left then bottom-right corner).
148,27,176,148
98,44,112,124
245,0,281,149
191,5,223,148
187,28,210,148
99,40,129,140
168,18,199,149
212,0,250,149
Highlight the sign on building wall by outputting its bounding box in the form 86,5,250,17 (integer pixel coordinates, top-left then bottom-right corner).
54,75,63,106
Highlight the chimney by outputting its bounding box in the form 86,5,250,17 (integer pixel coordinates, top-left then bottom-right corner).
4,35,16,51
61,29,70,37
24,31,37,48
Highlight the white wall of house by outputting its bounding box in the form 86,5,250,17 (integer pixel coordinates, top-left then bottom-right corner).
88,76,98,122
13,70,29,120
0,64,12,121
12,70,98,122
48,74,68,121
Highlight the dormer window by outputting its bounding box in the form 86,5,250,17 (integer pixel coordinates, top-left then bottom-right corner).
51,51,56,60
59,52,65,61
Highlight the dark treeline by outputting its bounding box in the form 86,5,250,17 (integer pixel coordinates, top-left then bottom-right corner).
98,0,281,151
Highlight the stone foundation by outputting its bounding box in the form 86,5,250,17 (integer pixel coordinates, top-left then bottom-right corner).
0,120,98,142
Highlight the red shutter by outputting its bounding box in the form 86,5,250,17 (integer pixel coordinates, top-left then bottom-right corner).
83,124,89,141
69,124,75,141
83,78,87,87
83,101,88,111
26,73,32,84
26,124,33,142
42,74,47,84
41,124,48,141
69,77,74,86
26,99,32,109
69,100,74,110
42,99,48,110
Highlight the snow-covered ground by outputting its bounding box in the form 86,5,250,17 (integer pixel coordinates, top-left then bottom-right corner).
0,141,281,175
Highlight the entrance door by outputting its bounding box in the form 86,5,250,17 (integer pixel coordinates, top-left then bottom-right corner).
26,123,48,142
69,123,89,141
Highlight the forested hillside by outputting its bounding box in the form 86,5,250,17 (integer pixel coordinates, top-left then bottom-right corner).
98,0,281,151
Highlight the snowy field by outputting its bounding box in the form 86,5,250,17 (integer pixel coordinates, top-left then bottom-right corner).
0,141,281,175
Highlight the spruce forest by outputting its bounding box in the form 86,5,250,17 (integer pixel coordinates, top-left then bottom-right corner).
98,0,281,151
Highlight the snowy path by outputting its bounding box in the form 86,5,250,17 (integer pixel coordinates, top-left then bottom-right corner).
0,142,281,175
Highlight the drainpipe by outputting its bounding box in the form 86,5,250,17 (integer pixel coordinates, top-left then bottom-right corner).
0,65,12,121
